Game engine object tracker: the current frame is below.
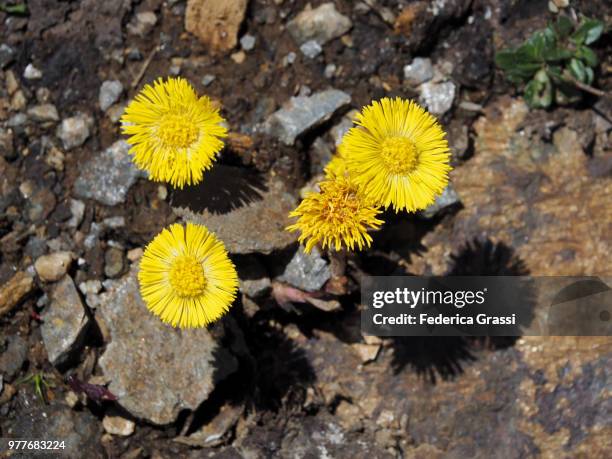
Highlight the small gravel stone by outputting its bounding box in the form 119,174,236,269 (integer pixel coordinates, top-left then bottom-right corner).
34,251,74,282
103,416,135,436
419,81,456,116
104,248,125,278
41,276,90,367
67,199,85,228
78,280,102,296
240,34,256,51
57,114,92,150
279,246,331,292
201,74,216,86
23,63,42,80
265,89,351,145
324,63,337,79
99,80,123,112
421,184,461,218
7,113,27,127
0,272,34,317
73,140,144,206
127,11,157,37
0,44,15,69
27,104,60,123
282,52,297,66
0,335,28,379
287,3,352,45
300,40,322,58
403,57,433,86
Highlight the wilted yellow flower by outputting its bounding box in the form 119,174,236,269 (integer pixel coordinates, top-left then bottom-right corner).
340,97,451,212
287,175,383,253
121,77,227,188
138,223,238,328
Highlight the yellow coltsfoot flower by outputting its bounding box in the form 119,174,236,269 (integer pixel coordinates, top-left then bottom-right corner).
121,77,227,188
138,223,238,328
340,97,452,212
287,175,383,253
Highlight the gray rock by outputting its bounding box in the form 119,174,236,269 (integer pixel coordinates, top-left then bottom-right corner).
0,43,15,69
67,199,86,228
421,184,461,218
240,34,256,51
300,39,322,58
73,140,144,206
287,3,352,45
235,257,271,298
278,246,331,292
0,334,28,379
41,276,90,367
23,63,42,80
330,111,357,146
99,80,123,112
419,81,456,116
202,74,216,86
57,114,92,150
403,57,433,86
27,104,60,122
10,403,102,458
79,279,102,296
97,266,238,424
0,128,14,158
173,170,298,254
265,89,351,145
7,113,27,128
104,247,125,278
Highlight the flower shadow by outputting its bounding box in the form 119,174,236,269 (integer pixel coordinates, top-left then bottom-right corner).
169,165,268,215
389,238,534,384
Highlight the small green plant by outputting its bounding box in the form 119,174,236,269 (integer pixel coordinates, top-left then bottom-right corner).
0,2,28,15
16,372,56,404
495,15,605,108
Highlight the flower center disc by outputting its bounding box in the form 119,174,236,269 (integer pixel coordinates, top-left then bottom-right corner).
380,136,418,175
158,114,199,148
169,255,207,298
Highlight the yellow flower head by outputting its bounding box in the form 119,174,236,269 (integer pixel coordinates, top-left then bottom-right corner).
324,146,349,179
287,175,383,253
121,77,227,188
340,97,451,212
138,222,238,328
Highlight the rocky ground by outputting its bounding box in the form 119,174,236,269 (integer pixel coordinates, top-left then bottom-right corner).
0,0,611,458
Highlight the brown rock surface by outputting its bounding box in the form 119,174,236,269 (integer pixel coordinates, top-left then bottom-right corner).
407,96,611,276
0,271,34,317
185,0,248,54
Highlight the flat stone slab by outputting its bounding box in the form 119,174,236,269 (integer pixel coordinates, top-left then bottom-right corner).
73,140,144,206
265,89,351,145
41,276,89,367
97,266,237,425
172,167,297,254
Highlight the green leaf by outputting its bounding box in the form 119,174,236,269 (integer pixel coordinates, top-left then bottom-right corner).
524,70,553,108
569,58,587,83
0,2,28,14
584,67,594,85
495,49,541,82
572,18,604,45
545,47,574,62
556,81,582,105
575,46,598,67
554,15,573,39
